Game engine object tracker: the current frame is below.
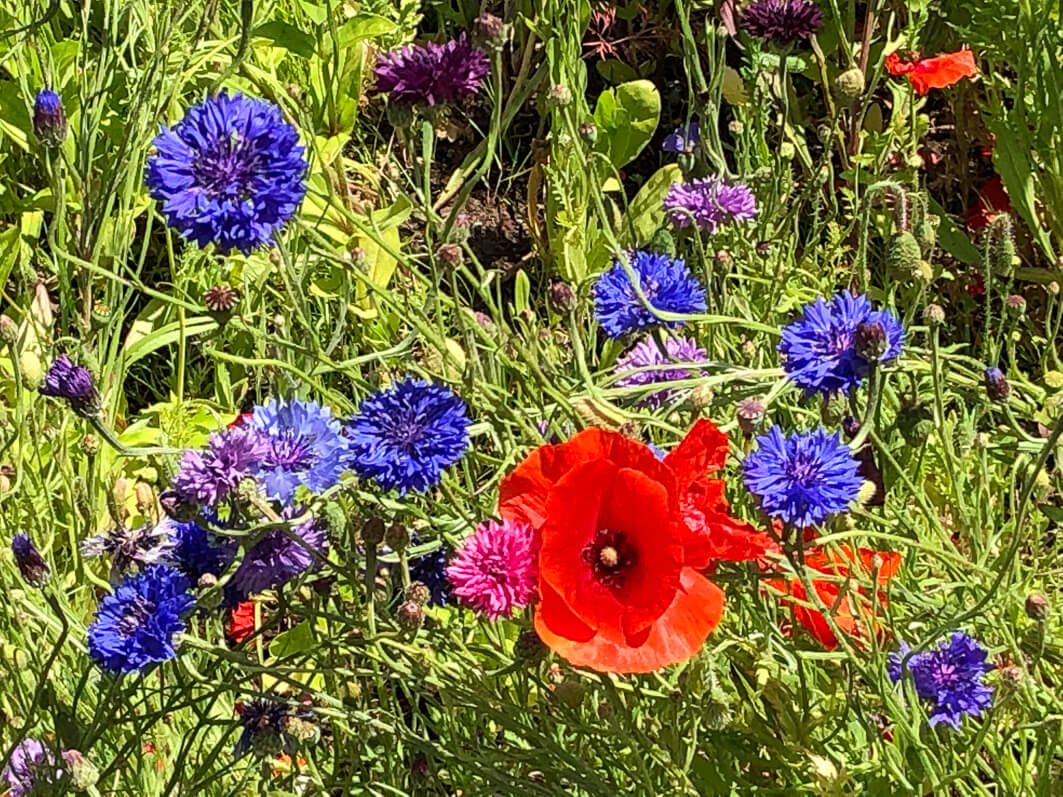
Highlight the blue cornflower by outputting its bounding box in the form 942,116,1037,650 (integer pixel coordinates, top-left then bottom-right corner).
889,632,995,729
249,399,351,506
223,513,328,605
347,379,471,495
145,92,307,255
743,426,863,527
39,354,100,418
778,292,904,397
662,122,699,154
87,565,195,675
160,517,237,581
593,250,707,338
171,426,270,509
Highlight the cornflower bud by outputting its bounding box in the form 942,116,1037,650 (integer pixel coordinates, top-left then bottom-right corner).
33,89,67,148
984,367,1010,402
11,533,50,588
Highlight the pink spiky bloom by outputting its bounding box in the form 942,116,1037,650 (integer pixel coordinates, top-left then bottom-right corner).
447,519,537,621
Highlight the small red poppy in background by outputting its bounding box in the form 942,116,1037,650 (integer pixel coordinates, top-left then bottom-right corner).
765,545,901,650
966,175,1011,231
885,49,978,95
499,420,768,673
228,600,257,644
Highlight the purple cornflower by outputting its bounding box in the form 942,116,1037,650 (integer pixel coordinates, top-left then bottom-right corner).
170,426,270,509
81,523,176,578
889,632,995,729
32,89,67,148
346,379,471,495
233,698,315,759
87,564,195,675
662,122,699,154
159,517,237,582
224,513,328,604
593,250,707,338
2,738,61,797
741,0,824,45
11,533,50,588
38,355,100,418
743,426,863,527
614,335,708,407
248,399,351,506
145,92,307,255
375,33,490,106
663,177,757,233
778,292,905,397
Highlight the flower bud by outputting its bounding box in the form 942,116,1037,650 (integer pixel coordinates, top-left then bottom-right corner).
548,281,576,314
134,481,155,516
854,321,888,361
473,13,505,49
545,84,572,108
435,243,463,270
755,241,772,257
923,304,945,327
885,231,922,275
689,383,714,412
553,679,584,709
514,627,547,663
405,581,431,606
396,600,424,632
736,398,765,436
11,533,50,588
33,89,67,148
61,749,99,791
578,121,597,144
0,315,16,346
204,283,239,315
984,367,1010,402
832,67,865,106
1005,294,1026,318
385,521,408,552
197,573,218,589
362,517,386,547
1025,592,1049,621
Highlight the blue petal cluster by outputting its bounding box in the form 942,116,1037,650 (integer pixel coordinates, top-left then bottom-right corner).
88,565,195,675
408,534,452,607
249,399,351,506
2,738,60,797
224,513,328,605
662,122,699,154
161,517,237,581
593,250,707,338
145,92,307,255
778,292,904,397
889,632,995,729
743,426,863,527
347,379,471,495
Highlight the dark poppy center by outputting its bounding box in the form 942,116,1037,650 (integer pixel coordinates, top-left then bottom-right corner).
582,529,638,588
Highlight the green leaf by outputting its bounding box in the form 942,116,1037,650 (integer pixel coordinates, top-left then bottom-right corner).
513,269,530,313
335,14,396,49
621,164,681,248
986,116,1056,260
592,80,661,170
270,620,315,658
253,21,316,58
927,197,980,265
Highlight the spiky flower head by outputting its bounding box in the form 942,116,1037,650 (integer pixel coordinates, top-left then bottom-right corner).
743,426,863,527
11,532,50,588
346,379,471,495
81,523,176,578
614,335,707,407
888,632,995,729
159,516,237,581
447,519,538,621
741,0,824,46
32,89,67,148
593,250,707,338
663,177,757,233
375,34,490,107
38,354,100,418
87,564,195,674
145,92,307,255
778,292,904,397
171,426,271,509
248,399,351,506
224,513,328,604
232,698,312,759
2,738,61,797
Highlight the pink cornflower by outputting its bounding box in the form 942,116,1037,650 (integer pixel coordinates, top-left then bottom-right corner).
447,519,537,621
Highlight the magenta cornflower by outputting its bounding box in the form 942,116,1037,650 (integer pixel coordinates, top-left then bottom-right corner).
375,34,490,107
663,177,757,233
447,519,537,621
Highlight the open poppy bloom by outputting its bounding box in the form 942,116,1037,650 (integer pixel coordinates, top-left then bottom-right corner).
885,50,977,96
765,545,901,650
499,420,770,673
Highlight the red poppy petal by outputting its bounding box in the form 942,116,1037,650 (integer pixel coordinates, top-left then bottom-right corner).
884,52,913,75
683,509,775,569
536,578,596,643
499,428,668,530
909,50,977,95
535,568,724,673
663,418,729,492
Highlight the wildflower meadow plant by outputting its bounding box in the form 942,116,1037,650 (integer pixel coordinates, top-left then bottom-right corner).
593,250,707,338
663,176,758,233
374,34,490,106
889,633,995,729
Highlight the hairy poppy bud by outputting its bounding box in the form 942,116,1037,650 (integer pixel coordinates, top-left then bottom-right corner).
833,67,865,105
885,231,922,275
33,89,67,148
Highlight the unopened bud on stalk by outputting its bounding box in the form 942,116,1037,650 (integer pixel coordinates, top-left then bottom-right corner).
33,89,67,148
396,600,424,632
832,67,865,106
435,243,463,270
983,367,1010,402
578,121,597,144
885,231,922,275
854,321,888,361
11,533,50,588
473,13,505,49
923,304,945,326
61,749,99,791
1005,294,1026,318
1025,592,1049,621
385,521,408,552
545,84,572,109
362,517,386,547
0,315,16,346
548,281,577,314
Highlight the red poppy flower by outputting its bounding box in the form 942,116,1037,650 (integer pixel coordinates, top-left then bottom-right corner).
229,411,254,429
965,175,1010,231
885,50,977,96
499,420,769,673
765,545,901,650
228,600,257,644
